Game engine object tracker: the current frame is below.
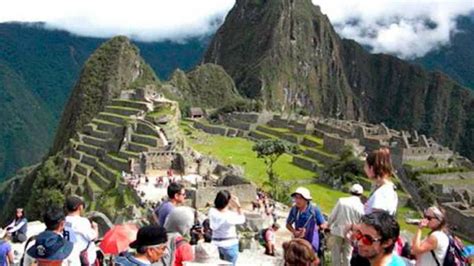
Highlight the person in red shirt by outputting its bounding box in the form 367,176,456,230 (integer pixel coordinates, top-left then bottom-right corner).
164,206,195,266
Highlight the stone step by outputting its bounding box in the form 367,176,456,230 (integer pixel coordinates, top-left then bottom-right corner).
131,133,159,147
127,141,152,153
111,99,150,111
292,155,323,172
80,134,108,149
117,150,140,160
105,106,142,117
98,112,129,125
248,130,273,141
303,148,338,165
72,171,87,186
136,121,159,137
95,160,120,183
84,178,101,201
76,142,100,158
87,127,113,140
74,162,93,177
92,118,124,132
103,153,129,172
89,169,111,190
80,152,99,169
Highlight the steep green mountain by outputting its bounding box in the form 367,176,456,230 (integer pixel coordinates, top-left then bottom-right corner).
0,23,207,180
51,36,159,153
415,15,474,91
204,0,474,160
0,37,160,221
166,63,242,108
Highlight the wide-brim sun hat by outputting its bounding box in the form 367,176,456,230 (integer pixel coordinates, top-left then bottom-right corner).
186,242,232,265
291,187,312,200
26,231,73,261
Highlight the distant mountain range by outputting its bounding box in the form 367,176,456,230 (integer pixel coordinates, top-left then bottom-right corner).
0,22,208,180
1,10,474,181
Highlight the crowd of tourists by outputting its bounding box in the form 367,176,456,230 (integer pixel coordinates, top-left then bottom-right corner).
1,148,473,266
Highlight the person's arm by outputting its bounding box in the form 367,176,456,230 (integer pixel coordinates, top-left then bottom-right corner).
5,220,15,230
327,201,340,226
7,219,26,233
286,207,296,234
314,207,328,230
411,220,438,255
7,246,14,265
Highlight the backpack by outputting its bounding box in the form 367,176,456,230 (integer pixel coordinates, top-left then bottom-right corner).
258,228,269,247
432,234,469,266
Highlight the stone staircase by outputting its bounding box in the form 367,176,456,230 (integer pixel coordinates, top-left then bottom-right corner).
64,98,169,201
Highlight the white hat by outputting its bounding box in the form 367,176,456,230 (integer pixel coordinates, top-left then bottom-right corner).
350,184,364,195
0,229,7,239
291,187,312,200
185,242,231,265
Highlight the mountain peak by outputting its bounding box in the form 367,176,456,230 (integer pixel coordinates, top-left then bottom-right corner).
51,36,159,153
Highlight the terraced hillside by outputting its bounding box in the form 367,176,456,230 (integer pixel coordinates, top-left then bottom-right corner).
63,97,177,205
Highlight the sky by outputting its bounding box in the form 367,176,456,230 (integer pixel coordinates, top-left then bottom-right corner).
1,0,473,59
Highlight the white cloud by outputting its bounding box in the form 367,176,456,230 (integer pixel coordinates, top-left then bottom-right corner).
312,0,474,58
0,0,235,42
1,0,473,58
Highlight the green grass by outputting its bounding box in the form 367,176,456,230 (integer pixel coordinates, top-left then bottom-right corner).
432,179,474,185
303,135,324,146
404,160,437,169
184,127,316,184
148,105,175,118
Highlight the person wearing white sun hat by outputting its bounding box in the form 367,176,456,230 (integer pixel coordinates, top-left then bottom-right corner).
327,183,365,266
286,187,328,257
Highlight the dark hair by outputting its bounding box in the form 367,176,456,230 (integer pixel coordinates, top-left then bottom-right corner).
283,239,317,266
15,208,25,220
214,190,231,210
43,207,65,231
366,148,393,178
167,182,184,199
360,211,400,254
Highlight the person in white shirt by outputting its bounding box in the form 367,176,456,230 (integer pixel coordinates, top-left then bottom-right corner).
328,184,365,266
63,196,98,266
209,190,245,266
363,148,398,215
411,206,449,266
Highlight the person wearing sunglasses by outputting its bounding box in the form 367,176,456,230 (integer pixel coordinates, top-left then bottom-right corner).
352,211,405,266
411,206,449,266
115,225,168,266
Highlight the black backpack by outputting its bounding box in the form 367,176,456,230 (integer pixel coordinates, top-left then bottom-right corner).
432,234,469,266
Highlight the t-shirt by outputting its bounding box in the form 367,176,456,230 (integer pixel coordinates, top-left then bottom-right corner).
64,215,97,265
0,241,11,266
209,208,246,248
115,253,151,266
387,254,406,266
365,182,398,215
286,204,325,252
174,236,194,266
416,231,449,266
155,201,174,226
265,229,275,244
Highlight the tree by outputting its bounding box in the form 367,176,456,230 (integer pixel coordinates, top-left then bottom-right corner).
252,139,298,202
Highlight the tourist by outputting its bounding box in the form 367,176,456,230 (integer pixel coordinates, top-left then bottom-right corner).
25,206,74,266
209,190,245,265
63,196,98,265
282,239,319,266
263,223,280,256
352,211,405,266
0,229,14,266
163,206,195,266
5,208,28,243
154,183,186,226
286,187,327,254
115,225,168,266
327,184,365,266
410,206,449,266
364,148,398,215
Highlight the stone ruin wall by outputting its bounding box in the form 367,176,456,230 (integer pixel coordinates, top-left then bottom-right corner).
192,184,257,209
442,202,474,242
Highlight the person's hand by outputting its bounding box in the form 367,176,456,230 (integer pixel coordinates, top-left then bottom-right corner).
418,219,429,229
91,221,98,229
293,228,306,238
230,195,241,208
